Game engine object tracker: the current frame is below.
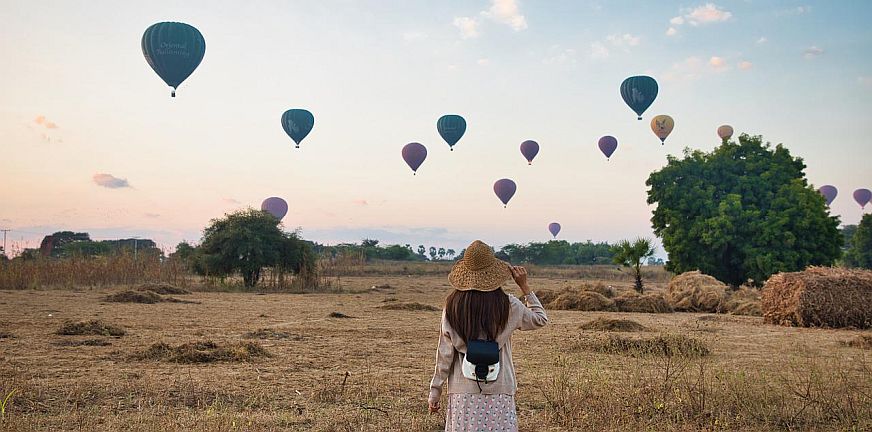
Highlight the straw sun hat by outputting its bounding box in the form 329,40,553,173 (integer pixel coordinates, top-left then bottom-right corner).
448,240,512,291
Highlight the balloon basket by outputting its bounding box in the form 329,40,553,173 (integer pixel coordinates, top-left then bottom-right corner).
637,116,642,120
171,90,176,98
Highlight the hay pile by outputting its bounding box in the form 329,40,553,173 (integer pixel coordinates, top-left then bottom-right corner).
105,290,198,304
244,329,304,340
762,267,872,328
134,340,270,363
137,283,191,295
106,290,162,304
0,331,14,339
577,334,709,357
378,302,439,311
531,289,559,305
844,334,872,350
723,287,762,316
613,293,673,313
56,320,125,337
551,290,616,311
579,318,649,332
578,282,615,298
667,271,727,312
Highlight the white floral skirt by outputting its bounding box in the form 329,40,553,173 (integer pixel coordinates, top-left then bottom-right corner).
445,393,518,432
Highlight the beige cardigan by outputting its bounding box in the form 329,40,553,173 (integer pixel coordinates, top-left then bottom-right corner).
428,291,548,404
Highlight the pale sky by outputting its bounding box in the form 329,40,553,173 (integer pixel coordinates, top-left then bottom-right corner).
2,0,871,254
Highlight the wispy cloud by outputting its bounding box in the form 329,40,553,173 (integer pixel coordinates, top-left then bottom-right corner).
482,0,527,31
662,56,704,82
738,60,753,70
776,5,811,16
756,36,768,44
606,33,640,48
589,42,609,59
477,58,490,66
709,56,728,70
222,197,241,205
92,173,130,189
543,45,577,65
453,16,480,39
667,3,732,34
803,46,824,59
34,115,59,129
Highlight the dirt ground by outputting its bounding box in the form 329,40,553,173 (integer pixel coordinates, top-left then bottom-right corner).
1,276,870,431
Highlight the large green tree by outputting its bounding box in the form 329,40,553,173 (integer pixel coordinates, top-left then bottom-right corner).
198,209,313,288
846,215,872,269
647,134,841,286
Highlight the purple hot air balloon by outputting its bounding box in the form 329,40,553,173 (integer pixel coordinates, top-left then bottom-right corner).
261,197,288,220
818,185,838,206
598,136,618,160
493,179,517,208
402,142,427,175
520,140,540,165
854,188,872,209
548,222,561,238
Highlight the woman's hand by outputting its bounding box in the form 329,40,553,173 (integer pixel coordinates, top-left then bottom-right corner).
428,400,440,413
510,266,531,295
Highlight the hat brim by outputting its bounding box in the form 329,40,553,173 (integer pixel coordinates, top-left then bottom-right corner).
448,259,512,291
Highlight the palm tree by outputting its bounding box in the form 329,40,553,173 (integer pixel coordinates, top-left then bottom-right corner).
447,249,456,260
611,237,656,293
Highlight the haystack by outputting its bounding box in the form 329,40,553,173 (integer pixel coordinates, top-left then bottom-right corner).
579,318,649,332
550,290,616,311
667,271,727,312
724,287,762,316
762,267,872,328
531,289,559,305
613,293,673,313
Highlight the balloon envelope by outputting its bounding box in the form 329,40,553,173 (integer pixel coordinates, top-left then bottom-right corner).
650,115,674,144
261,197,288,220
141,22,206,97
493,179,517,207
598,136,618,160
620,76,658,120
548,222,561,238
818,185,838,206
402,142,427,174
854,189,872,209
520,140,539,165
717,125,734,140
281,109,315,148
437,115,466,150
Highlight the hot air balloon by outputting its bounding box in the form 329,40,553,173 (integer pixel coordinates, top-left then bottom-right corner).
281,109,315,148
437,115,466,151
620,76,658,120
650,115,674,145
520,140,539,165
261,197,288,220
141,22,206,97
402,143,427,175
548,222,561,238
493,179,517,208
598,136,618,160
818,185,838,206
717,125,734,141
854,188,872,209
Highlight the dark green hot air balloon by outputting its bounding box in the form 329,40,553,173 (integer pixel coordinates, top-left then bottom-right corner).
141,22,205,97
437,114,466,151
281,109,315,148
620,76,658,120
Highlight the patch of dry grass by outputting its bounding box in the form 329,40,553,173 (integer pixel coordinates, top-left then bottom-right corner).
132,340,270,363
56,320,125,337
105,290,162,304
329,312,353,318
575,333,710,357
378,302,439,311
54,338,112,347
244,329,304,341
613,293,673,313
844,334,872,350
579,317,650,332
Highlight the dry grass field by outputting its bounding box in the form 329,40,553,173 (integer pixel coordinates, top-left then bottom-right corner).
1,272,870,431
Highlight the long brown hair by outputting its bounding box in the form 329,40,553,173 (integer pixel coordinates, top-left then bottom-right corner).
445,288,510,343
